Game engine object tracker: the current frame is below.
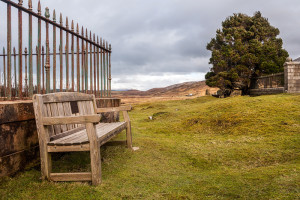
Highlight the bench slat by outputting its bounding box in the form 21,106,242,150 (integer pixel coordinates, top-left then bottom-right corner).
42,92,94,103
50,172,92,181
48,122,127,146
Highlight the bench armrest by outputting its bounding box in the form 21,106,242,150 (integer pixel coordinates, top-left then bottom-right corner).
96,105,132,113
42,114,101,125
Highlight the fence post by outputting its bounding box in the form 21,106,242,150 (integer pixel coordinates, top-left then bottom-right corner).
7,0,11,100
65,17,69,92
60,13,63,92
76,23,80,92
28,0,33,97
45,7,50,94
90,31,93,94
3,47,6,98
18,0,23,98
109,44,112,97
37,0,41,94
53,10,56,93
24,48,28,96
71,20,74,92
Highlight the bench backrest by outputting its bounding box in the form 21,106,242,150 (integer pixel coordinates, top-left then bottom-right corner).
33,92,97,142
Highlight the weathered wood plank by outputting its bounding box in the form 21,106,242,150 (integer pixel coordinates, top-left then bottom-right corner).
57,103,68,132
42,92,94,103
42,115,101,125
50,172,92,181
48,144,90,152
86,123,101,185
123,111,132,149
63,102,74,130
45,103,54,137
50,126,85,141
32,95,52,180
49,103,62,135
97,105,132,113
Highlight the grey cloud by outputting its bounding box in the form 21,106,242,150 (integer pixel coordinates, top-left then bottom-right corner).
1,0,300,90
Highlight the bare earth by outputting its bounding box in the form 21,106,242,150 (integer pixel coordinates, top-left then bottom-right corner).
112,81,219,104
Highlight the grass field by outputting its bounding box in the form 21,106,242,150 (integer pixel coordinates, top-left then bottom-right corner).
1,94,299,199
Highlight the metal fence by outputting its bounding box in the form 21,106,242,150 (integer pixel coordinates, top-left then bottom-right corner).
0,0,112,100
252,72,284,89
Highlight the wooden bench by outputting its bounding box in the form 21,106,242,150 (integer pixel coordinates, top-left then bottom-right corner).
32,92,133,185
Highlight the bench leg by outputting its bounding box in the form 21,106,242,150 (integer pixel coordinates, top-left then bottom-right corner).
40,144,52,180
87,123,102,186
126,123,133,149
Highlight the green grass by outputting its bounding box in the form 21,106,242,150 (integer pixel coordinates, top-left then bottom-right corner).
1,94,299,199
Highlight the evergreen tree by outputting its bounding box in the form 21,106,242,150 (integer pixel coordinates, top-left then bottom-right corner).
206,11,289,96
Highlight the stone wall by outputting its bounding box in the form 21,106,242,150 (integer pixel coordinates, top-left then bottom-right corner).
249,88,285,96
0,98,120,177
284,61,300,93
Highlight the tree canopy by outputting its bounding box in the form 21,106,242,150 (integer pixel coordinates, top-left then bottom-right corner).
205,11,289,96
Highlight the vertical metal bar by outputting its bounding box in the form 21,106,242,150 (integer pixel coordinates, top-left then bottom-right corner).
71,20,74,92
13,47,17,97
18,0,23,98
109,44,112,97
53,10,56,93
103,40,106,97
45,7,50,94
42,46,44,93
24,48,28,97
3,48,6,98
65,17,69,92
60,13,63,92
106,41,109,97
85,29,88,93
100,38,103,97
81,27,84,92
36,46,38,93
37,0,41,94
90,31,93,94
28,0,33,97
76,24,80,92
97,36,99,97
93,34,96,96
7,1,12,100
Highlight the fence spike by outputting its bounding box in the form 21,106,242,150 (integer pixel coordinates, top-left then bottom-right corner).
53,9,56,22
76,23,79,34
28,0,32,10
60,13,63,25
45,7,50,19
66,17,69,29
18,0,23,6
71,20,74,32
38,0,41,15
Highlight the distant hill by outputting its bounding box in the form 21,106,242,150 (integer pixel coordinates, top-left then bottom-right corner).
112,81,218,98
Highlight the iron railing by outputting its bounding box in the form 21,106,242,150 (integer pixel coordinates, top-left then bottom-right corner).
0,0,112,100
253,72,284,89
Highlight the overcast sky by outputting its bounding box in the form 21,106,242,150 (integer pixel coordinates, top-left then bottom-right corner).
2,0,300,90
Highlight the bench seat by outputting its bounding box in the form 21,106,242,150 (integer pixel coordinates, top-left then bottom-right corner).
48,122,127,146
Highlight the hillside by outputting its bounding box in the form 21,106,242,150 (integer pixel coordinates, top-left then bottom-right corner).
112,81,219,104
112,81,219,97
1,94,299,199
